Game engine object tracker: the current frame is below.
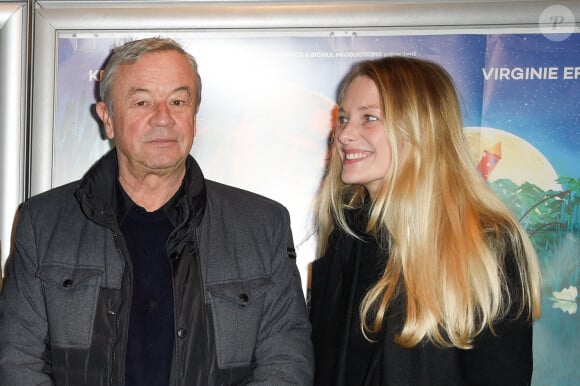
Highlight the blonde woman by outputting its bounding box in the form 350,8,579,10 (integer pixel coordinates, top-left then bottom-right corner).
309,57,541,386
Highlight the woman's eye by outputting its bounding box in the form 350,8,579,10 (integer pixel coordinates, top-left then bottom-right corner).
337,115,348,125
365,114,378,122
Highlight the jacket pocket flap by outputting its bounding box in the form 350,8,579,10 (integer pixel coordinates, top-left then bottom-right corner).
208,277,273,306
36,264,104,289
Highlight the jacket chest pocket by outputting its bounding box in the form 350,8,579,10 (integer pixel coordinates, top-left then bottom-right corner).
36,264,104,348
207,277,273,369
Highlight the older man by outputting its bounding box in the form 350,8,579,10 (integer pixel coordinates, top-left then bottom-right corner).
0,38,313,385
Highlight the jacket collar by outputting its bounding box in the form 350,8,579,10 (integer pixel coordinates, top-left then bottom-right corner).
75,148,207,229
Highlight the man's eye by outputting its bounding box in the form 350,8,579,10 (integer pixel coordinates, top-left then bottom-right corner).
135,101,147,107
170,99,191,107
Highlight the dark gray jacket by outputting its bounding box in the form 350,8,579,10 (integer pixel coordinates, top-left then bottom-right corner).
0,150,313,385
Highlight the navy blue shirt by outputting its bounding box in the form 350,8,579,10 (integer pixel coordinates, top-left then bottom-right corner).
118,185,175,386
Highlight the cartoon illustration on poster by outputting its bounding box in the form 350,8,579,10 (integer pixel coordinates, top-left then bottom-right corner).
55,31,578,385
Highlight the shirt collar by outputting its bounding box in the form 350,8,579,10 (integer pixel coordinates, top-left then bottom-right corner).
115,178,186,228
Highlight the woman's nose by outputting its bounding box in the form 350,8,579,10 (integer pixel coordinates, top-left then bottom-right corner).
336,122,357,144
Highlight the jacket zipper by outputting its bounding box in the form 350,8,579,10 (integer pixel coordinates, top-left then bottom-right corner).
111,231,133,386
194,227,210,383
169,235,179,386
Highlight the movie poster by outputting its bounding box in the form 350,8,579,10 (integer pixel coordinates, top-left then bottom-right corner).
54,31,579,385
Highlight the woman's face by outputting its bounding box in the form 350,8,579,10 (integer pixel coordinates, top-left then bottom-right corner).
335,75,392,199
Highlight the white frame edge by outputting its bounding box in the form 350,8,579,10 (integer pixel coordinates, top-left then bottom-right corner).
0,2,28,273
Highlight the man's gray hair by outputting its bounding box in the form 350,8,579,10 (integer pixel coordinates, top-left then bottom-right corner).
99,37,202,116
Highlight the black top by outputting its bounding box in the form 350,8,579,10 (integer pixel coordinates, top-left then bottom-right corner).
310,207,534,386
345,232,385,386
118,185,176,386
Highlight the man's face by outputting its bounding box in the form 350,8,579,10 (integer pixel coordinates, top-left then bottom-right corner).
97,50,198,179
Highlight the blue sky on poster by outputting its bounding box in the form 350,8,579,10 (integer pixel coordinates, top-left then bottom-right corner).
481,33,579,180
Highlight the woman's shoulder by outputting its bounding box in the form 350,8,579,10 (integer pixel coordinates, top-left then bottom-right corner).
312,229,344,269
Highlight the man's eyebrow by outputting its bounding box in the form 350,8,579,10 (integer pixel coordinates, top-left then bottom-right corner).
127,88,149,97
126,86,192,97
173,86,192,96
171,86,193,98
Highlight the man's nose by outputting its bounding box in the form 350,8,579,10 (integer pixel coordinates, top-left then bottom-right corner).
150,103,175,127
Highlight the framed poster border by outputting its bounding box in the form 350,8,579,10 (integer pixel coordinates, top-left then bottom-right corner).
0,1,28,271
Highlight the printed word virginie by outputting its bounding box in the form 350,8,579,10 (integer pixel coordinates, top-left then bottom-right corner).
483,66,580,80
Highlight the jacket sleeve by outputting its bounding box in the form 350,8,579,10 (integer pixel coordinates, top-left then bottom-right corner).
0,204,54,385
248,209,314,385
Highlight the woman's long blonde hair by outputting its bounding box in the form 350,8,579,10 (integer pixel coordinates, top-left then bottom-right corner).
315,57,541,349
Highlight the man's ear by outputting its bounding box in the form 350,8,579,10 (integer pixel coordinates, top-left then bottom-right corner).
96,101,114,139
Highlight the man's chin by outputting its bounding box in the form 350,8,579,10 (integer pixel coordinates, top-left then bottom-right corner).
141,157,186,174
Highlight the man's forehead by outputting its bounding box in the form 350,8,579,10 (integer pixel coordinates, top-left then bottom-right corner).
114,55,197,85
